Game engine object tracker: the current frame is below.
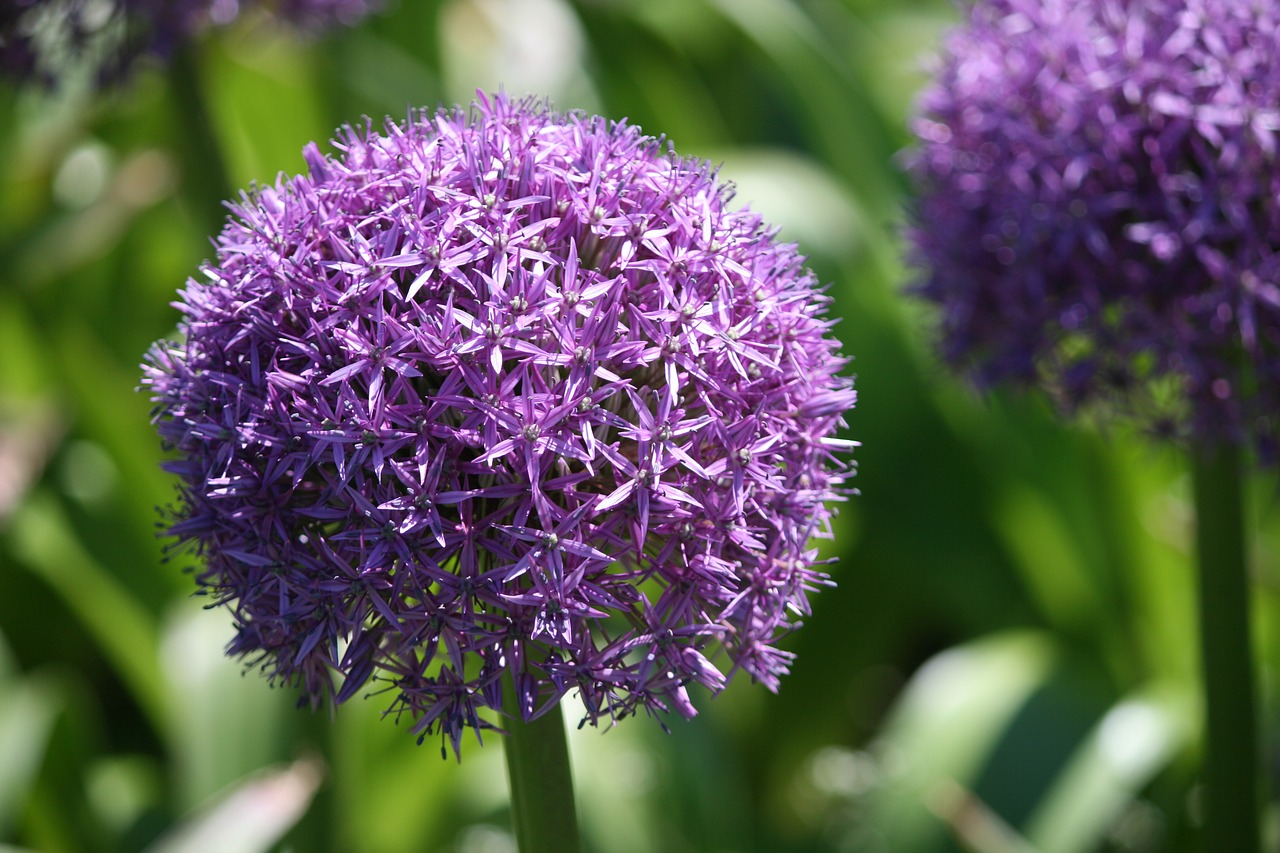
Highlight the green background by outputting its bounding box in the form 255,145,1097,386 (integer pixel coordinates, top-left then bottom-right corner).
1,1,1277,851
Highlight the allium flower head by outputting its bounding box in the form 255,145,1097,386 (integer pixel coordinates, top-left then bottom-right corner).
143,93,857,756
2,0,376,87
907,0,1280,456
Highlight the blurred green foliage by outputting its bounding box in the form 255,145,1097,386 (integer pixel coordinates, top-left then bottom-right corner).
1,1,1278,851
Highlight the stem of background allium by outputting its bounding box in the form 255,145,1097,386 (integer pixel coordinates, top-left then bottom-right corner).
168,45,234,234
502,681,583,853
1192,440,1261,853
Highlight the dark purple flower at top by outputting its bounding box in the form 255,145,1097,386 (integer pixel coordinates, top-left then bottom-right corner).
142,93,857,756
2,0,378,88
906,0,1280,458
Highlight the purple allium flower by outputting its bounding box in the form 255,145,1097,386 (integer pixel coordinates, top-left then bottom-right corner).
906,0,1280,457
143,93,857,756
1,0,376,87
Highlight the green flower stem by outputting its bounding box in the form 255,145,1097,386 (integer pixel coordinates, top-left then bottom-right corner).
502,685,583,853
1192,440,1261,853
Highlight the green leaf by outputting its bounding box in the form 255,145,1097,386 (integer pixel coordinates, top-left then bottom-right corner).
995,486,1102,632
144,760,323,853
1024,686,1194,853
8,491,168,737
0,673,61,838
863,632,1056,852
704,148,864,259
704,0,901,218
158,602,296,811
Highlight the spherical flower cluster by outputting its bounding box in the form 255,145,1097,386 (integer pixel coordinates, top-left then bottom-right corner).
906,0,1280,457
143,93,857,755
2,0,376,87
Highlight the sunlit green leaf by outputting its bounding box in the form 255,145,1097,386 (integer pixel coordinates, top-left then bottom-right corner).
0,673,60,838
862,632,1055,852
8,492,168,736
144,760,322,853
1025,686,1195,853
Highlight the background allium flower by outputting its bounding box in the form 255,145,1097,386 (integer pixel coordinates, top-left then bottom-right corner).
143,93,857,756
1,0,377,87
906,0,1280,457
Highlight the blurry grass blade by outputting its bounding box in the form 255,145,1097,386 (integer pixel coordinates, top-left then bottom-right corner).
1108,443,1196,683
705,0,899,217
338,32,440,118
708,148,863,258
864,632,1054,852
8,491,168,736
144,759,324,853
996,486,1100,631
53,320,171,507
0,676,61,838
0,298,55,402
51,321,186,598
329,690,498,852
926,779,1039,853
85,755,164,838
1025,687,1194,853
441,0,595,108
11,149,178,289
160,603,295,811
203,31,328,189
852,10,955,130
0,399,62,525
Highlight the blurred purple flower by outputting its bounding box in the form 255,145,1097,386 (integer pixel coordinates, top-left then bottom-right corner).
906,0,1280,457
1,0,377,87
143,93,857,756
